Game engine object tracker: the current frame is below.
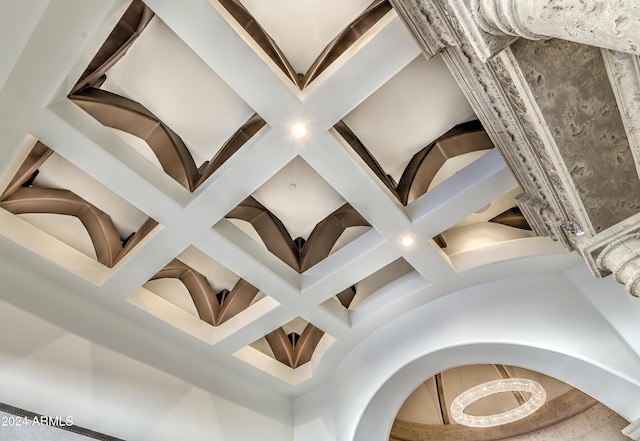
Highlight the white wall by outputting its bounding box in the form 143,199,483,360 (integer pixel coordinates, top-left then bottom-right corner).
2,267,637,441
0,301,293,441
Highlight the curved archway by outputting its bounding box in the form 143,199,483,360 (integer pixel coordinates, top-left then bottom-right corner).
323,270,640,441
352,343,640,441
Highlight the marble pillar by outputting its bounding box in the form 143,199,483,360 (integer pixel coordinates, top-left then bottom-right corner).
602,50,640,182
391,0,640,298
581,211,640,298
448,0,640,61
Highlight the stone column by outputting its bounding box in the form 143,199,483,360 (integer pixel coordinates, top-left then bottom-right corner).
391,0,640,297
596,235,640,297
581,212,640,298
602,50,640,183
448,0,640,60
623,418,640,440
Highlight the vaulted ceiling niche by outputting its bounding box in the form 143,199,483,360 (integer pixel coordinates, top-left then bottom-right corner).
224,156,372,273
234,317,335,385
129,246,278,344
343,258,415,311
250,317,326,369
69,0,264,192
216,0,392,89
0,136,158,284
434,188,536,272
339,53,479,190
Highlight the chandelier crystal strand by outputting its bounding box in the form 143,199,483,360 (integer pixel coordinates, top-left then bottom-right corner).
450,378,546,427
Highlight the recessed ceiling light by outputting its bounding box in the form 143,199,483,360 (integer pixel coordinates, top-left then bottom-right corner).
290,122,308,139
401,235,415,248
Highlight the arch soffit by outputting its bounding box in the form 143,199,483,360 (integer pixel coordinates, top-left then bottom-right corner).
324,272,640,441
349,343,640,441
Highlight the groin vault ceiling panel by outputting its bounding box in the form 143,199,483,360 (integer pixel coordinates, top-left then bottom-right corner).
0,0,569,395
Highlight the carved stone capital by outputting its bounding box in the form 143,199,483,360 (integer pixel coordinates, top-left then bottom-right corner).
596,235,640,297
442,0,640,61
623,417,640,440
444,1,526,61
580,211,640,296
389,0,458,58
468,0,546,40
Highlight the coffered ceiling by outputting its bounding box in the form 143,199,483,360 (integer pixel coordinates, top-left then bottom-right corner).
0,0,580,419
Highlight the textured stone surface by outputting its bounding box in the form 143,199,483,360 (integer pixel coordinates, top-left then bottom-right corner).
391,389,596,441
510,38,640,232
511,0,640,56
445,0,640,61
596,235,640,297
517,403,632,440
390,400,632,441
602,50,640,180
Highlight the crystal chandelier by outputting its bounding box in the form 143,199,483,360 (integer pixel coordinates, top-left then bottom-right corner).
450,378,546,427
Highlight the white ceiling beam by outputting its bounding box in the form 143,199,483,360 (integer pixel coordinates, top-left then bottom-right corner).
300,130,411,237
145,0,301,126
208,304,294,353
0,0,49,92
44,100,192,211
402,244,456,284
404,149,519,282
101,229,196,299
206,220,301,300
185,128,298,225
301,229,400,304
409,149,518,232
0,0,126,184
301,12,421,129
0,0,126,105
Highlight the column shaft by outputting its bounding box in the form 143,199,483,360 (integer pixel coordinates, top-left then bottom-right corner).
476,0,640,56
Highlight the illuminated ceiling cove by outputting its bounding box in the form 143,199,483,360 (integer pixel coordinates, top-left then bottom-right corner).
6,0,634,439
0,0,558,384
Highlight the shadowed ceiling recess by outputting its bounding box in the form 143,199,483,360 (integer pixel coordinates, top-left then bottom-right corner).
0,142,157,268
59,0,528,368
5,0,532,372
